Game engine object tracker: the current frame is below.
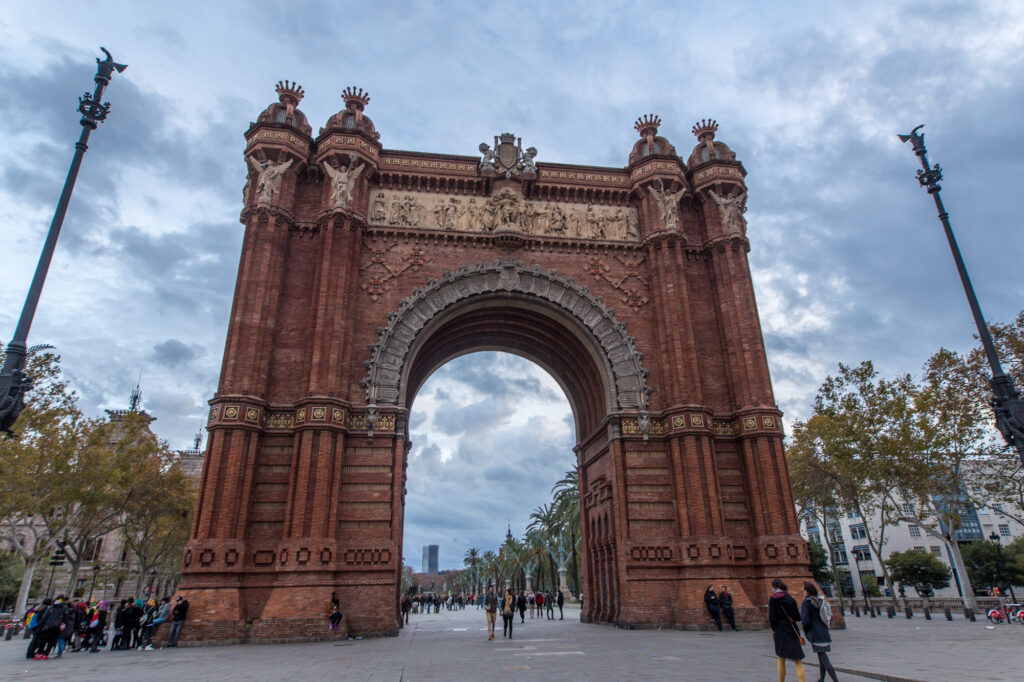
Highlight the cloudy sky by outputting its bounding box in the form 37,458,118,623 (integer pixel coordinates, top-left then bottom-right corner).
1,2,1022,570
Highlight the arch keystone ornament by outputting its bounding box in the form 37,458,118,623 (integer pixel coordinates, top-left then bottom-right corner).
176,86,814,645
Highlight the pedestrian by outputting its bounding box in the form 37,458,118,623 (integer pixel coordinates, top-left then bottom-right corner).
126,598,143,650
501,589,515,639
166,596,189,648
25,599,50,660
327,592,343,631
768,578,806,682
111,600,128,650
557,589,565,620
517,590,527,623
535,590,544,617
545,590,555,620
401,594,411,624
719,584,738,630
704,584,723,631
484,585,498,641
152,596,172,644
801,582,839,682
56,599,76,657
89,602,108,653
528,591,535,618
140,597,158,650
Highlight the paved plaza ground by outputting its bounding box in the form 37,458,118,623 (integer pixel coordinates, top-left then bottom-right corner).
1,605,1021,681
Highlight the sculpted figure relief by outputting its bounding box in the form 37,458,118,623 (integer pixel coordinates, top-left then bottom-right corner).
247,156,294,204
322,153,365,208
366,189,640,242
647,179,688,230
709,189,747,235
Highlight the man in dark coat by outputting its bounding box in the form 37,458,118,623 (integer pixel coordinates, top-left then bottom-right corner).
167,596,189,648
718,585,738,631
703,585,723,631
556,590,565,620
25,599,52,659
768,578,806,681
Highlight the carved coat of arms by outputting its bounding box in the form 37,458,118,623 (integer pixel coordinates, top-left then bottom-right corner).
479,132,538,179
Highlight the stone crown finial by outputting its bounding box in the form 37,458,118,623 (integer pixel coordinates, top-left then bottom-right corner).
692,118,719,141
634,114,661,139
342,86,371,111
275,80,305,106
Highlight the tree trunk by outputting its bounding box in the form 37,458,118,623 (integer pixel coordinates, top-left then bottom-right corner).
946,526,978,611
64,560,81,598
15,556,37,618
819,511,845,612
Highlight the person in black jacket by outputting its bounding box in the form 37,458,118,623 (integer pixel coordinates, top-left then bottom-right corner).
718,585,738,631
768,579,806,682
556,590,565,620
25,598,52,660
517,591,527,623
801,582,838,682
111,600,128,650
167,596,189,648
89,603,108,653
703,585,723,631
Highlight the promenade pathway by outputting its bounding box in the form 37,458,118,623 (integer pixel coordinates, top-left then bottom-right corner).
1,605,1019,680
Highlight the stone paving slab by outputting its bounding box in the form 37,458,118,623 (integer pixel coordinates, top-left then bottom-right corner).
1,606,1020,680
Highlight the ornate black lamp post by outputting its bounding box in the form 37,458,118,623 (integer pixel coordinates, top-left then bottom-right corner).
0,48,126,436
901,125,1024,465
88,564,101,603
988,531,1016,602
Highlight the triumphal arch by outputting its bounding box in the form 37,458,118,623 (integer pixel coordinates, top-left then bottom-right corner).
176,82,810,643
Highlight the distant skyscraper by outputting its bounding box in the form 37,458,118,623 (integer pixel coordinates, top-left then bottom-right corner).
422,545,439,574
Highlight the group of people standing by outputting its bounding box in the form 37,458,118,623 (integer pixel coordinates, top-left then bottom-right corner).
24,594,189,661
703,584,739,631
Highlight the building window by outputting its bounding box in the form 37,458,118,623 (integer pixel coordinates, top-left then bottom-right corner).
909,525,921,537
930,546,942,557
850,524,867,540
831,548,848,565
914,546,926,552
808,531,821,545
847,511,860,520
999,524,1011,537
82,537,104,562
902,503,912,515
993,503,1003,513
852,546,872,561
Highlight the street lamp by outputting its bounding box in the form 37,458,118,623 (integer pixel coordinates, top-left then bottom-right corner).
901,126,1024,465
88,564,101,603
989,531,1016,602
0,48,126,436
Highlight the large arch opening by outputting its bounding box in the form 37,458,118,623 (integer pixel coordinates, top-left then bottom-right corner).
402,351,579,606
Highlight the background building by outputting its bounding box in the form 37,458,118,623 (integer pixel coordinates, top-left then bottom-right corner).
422,544,439,575
800,478,1024,599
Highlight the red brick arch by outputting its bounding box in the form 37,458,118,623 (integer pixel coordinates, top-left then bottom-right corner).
175,86,810,644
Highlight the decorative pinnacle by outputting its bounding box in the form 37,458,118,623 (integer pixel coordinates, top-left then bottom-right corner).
634,113,661,139
275,80,305,106
691,118,719,141
342,86,371,111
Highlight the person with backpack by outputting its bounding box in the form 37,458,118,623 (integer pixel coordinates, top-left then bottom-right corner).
704,584,723,631
801,582,839,682
25,599,52,660
483,585,498,640
89,602,109,653
768,578,806,682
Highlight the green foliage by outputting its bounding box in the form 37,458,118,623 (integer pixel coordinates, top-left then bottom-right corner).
807,541,831,585
960,539,1024,590
884,549,952,595
0,551,24,609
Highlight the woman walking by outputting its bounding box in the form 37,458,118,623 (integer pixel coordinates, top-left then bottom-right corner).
501,589,515,639
768,578,806,682
801,582,839,682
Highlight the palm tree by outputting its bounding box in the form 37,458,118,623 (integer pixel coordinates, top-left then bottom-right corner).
552,468,581,596
528,503,562,591
463,547,481,592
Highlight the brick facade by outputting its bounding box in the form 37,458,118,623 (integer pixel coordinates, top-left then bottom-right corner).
176,86,810,643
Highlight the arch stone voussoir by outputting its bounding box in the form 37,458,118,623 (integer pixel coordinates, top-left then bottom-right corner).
362,259,650,413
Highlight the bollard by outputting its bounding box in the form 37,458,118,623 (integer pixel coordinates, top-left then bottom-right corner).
924,607,931,620
943,607,952,621
3,626,11,641
964,607,975,622
887,606,895,618
905,606,913,619
854,605,860,617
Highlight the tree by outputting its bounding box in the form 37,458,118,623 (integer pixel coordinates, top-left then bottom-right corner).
884,549,952,596
886,349,1003,610
807,540,831,586
551,468,580,596
960,538,1024,592
0,350,91,616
